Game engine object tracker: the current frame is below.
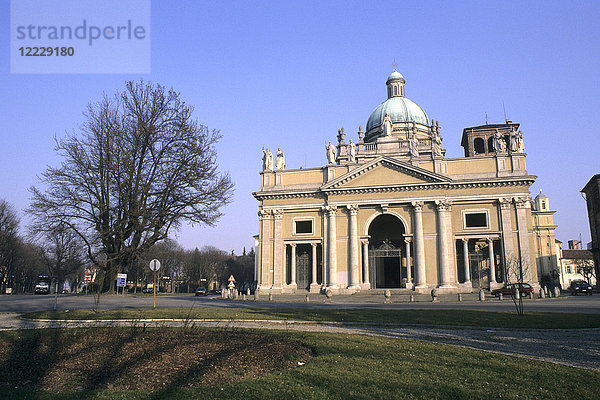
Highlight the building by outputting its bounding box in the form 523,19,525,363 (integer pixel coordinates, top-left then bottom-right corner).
557,247,596,288
581,175,600,284
253,70,555,294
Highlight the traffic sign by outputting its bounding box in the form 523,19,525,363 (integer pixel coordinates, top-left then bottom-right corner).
149,259,161,271
84,274,91,282
116,273,127,288
228,274,235,282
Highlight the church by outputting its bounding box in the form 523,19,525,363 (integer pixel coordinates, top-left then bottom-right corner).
253,70,556,294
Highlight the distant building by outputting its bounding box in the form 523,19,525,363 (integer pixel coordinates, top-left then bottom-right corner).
581,175,600,287
558,248,596,288
568,240,581,250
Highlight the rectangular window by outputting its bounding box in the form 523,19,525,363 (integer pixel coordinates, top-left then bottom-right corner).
294,220,313,235
465,212,487,228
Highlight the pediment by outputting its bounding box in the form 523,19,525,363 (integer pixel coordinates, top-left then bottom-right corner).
322,157,451,190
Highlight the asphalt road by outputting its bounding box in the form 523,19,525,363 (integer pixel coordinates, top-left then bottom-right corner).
1,292,599,313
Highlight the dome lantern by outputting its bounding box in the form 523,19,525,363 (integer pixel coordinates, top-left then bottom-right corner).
386,70,405,98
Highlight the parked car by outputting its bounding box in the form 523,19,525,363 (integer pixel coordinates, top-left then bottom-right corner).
569,280,593,295
491,283,534,297
195,286,208,296
142,287,159,294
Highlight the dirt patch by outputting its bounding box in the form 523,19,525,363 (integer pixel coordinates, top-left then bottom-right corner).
0,327,313,392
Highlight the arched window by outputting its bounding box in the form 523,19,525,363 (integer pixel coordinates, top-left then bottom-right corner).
474,138,485,154
393,86,397,96
487,137,494,153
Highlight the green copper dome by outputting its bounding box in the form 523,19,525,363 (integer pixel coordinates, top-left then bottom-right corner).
366,71,428,132
366,97,429,132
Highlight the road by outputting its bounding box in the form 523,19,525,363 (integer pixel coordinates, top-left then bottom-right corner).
1,292,599,313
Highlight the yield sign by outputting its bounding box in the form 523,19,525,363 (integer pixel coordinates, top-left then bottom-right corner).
228,275,235,282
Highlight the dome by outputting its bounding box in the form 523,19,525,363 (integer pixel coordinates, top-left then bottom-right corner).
366,96,429,132
386,70,404,82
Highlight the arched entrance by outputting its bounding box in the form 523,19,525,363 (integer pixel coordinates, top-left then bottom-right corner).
367,214,408,288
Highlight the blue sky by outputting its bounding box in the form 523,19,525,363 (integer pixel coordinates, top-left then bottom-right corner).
1,0,599,253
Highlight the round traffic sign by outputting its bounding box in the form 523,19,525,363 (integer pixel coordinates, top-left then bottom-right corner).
149,259,161,271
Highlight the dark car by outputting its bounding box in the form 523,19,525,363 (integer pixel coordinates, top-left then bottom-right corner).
491,283,534,297
569,280,593,295
142,287,159,294
195,286,208,296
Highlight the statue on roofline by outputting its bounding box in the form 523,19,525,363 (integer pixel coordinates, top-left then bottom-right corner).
262,147,273,171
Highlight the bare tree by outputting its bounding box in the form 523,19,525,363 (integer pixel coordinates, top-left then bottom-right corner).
34,224,84,291
28,80,234,292
574,258,596,285
504,253,532,316
0,200,21,293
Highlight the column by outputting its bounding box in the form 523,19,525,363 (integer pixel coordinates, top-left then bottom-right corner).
272,209,284,290
361,240,370,286
347,204,360,289
258,209,271,290
404,237,412,288
435,200,454,288
290,243,297,288
515,197,533,282
325,205,338,289
311,243,318,285
462,238,471,285
487,238,496,284
498,197,514,268
412,201,426,289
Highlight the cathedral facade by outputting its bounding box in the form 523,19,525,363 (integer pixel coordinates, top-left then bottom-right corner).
253,71,552,294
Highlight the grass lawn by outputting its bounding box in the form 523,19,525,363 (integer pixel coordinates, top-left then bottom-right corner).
22,307,600,329
0,326,598,399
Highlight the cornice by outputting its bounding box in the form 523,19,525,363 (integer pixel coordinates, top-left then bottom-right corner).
254,176,536,200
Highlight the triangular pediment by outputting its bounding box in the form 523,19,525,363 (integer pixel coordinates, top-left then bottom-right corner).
322,157,451,190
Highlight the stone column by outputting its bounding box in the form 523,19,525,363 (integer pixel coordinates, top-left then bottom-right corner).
258,209,271,290
404,237,412,288
462,238,471,285
487,238,496,284
272,209,284,291
498,197,514,268
347,205,360,289
435,200,454,288
361,239,370,287
412,201,426,289
515,197,533,282
290,243,297,289
325,205,338,289
311,243,318,285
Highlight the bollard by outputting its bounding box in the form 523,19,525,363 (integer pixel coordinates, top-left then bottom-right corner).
221,289,226,299
268,293,273,302
545,287,550,297
457,293,462,302
553,287,560,298
246,288,251,296
479,289,485,301
409,294,415,302
498,293,503,301
430,288,438,302
384,289,391,303
514,289,520,300
305,294,310,303
254,291,259,301
539,288,545,299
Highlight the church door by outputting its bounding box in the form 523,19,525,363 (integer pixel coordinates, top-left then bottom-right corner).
296,249,310,290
